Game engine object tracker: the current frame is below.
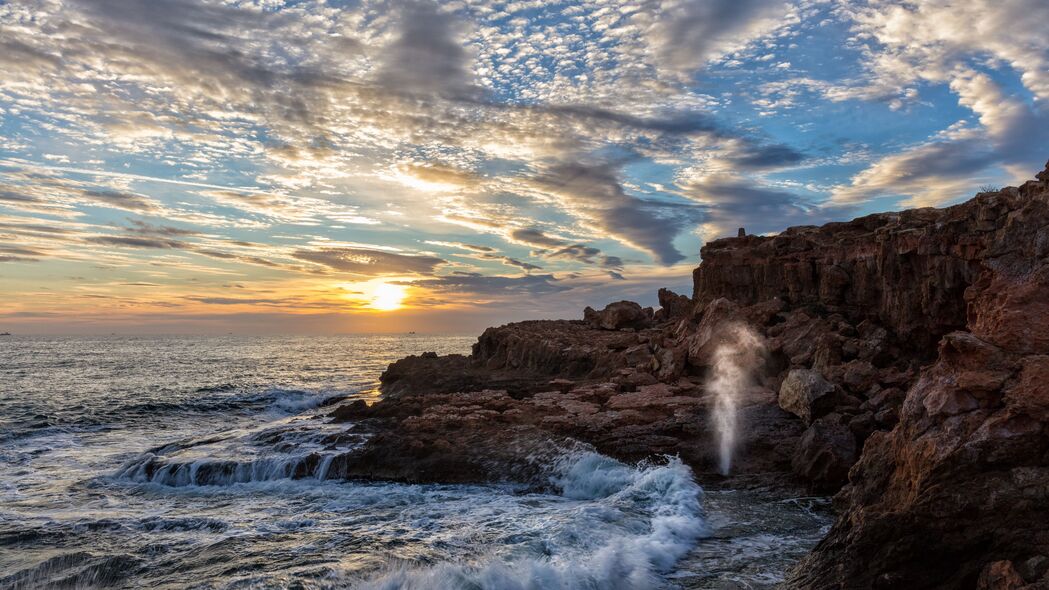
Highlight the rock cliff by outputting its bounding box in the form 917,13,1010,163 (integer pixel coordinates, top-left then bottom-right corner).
787,164,1049,589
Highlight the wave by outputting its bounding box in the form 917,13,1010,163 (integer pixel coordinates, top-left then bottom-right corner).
110,386,347,418
1,387,351,444
0,551,141,590
352,452,706,590
116,451,344,487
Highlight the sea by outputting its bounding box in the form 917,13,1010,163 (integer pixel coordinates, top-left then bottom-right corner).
0,335,831,589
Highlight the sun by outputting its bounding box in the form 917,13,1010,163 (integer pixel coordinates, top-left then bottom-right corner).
368,282,407,311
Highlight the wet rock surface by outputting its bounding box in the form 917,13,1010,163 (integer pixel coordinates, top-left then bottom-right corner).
329,162,1049,588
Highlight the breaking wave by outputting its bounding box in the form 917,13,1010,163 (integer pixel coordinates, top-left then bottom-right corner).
353,452,707,589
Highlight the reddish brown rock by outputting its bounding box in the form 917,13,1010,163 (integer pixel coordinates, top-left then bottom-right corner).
976,561,1027,590
778,368,838,424
694,205,984,352
583,300,653,330
789,162,1049,589
470,319,653,379
791,413,857,491
684,297,744,368
656,288,693,321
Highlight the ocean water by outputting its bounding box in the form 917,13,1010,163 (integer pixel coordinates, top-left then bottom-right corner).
0,335,830,589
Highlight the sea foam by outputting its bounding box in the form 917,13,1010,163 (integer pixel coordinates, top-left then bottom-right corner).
352,451,707,590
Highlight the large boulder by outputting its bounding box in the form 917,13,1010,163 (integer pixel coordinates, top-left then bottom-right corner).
583,301,652,331
791,414,857,490
778,368,838,424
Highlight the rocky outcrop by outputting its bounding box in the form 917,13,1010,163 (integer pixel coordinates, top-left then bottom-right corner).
655,288,693,321
583,300,653,330
788,163,1049,588
693,201,1000,353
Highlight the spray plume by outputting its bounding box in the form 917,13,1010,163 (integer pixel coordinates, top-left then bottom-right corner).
706,323,766,476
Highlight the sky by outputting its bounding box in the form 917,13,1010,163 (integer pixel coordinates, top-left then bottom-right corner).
0,0,1047,334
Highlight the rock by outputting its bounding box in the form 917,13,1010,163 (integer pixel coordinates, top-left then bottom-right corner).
583,300,652,330
685,297,744,368
693,195,986,352
548,378,574,394
330,399,370,421
976,561,1026,590
653,345,687,381
623,343,654,367
778,369,838,424
811,332,843,373
842,359,877,394
791,414,857,491
656,288,692,321
472,320,648,379
1017,556,1049,582
789,162,1049,588
613,368,659,391
847,411,877,445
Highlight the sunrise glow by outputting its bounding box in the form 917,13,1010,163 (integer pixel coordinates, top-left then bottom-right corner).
368,283,408,312
0,0,1044,335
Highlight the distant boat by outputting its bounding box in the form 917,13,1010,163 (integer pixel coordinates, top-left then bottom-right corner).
0,332,11,336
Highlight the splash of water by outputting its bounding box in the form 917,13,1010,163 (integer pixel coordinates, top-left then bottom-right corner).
706,324,765,476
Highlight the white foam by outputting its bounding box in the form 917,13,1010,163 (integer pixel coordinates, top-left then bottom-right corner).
351,451,707,590
263,387,333,414
116,452,342,487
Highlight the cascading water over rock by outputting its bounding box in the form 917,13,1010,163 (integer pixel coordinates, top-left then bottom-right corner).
705,323,766,476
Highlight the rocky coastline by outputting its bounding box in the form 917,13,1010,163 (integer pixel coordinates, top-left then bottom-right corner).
327,161,1049,588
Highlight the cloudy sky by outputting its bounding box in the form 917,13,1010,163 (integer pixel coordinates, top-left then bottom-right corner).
1,0,1046,334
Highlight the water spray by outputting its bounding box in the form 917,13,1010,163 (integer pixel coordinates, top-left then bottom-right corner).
706,324,765,476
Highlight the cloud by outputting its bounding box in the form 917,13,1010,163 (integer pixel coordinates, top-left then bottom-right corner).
832,70,1048,206
424,240,495,253
408,273,568,298
528,160,699,265
187,296,285,306
125,220,200,237
86,235,187,249
548,245,623,268
376,2,476,99
508,227,622,268
292,247,447,276
472,253,542,272
839,0,1049,103
684,178,834,239
726,143,805,169
3,0,1046,333
199,190,377,225
509,228,567,250
81,190,160,212
0,246,48,262
647,0,793,76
